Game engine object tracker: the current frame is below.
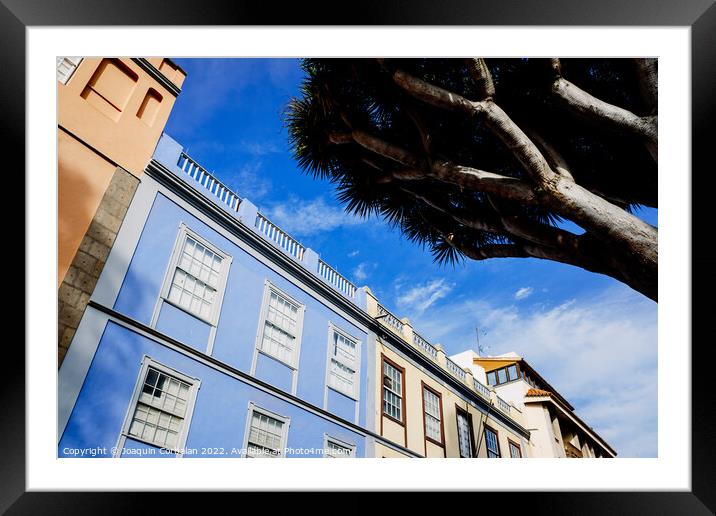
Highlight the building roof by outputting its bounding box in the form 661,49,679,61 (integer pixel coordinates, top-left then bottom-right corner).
523,387,617,457
473,355,575,411
525,388,552,397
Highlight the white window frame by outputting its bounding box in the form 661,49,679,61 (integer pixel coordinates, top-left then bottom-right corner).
324,322,361,402
241,402,290,458
252,280,306,374
382,359,404,423
151,223,232,353
422,385,443,443
57,57,83,84
114,356,201,458
323,434,356,458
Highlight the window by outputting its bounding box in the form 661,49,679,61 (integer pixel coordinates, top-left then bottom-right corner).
327,326,360,399
382,357,404,423
422,384,443,444
57,57,82,84
509,440,523,458
156,225,231,326
456,408,474,458
486,363,521,387
484,426,501,458
497,368,507,384
324,435,356,458
257,284,304,368
244,405,289,458
116,358,200,456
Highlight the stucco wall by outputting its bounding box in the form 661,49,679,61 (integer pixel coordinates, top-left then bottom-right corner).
58,57,182,287
112,190,369,426
59,321,366,458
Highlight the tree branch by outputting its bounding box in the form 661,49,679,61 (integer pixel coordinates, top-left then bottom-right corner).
633,58,658,115
486,195,581,251
404,106,434,158
550,58,657,160
349,129,537,204
403,184,586,256
465,58,495,99
521,125,574,181
441,230,528,261
390,68,556,186
399,186,502,234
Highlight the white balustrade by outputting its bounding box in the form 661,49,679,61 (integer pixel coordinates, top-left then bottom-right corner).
178,153,241,212
318,259,357,299
254,213,306,261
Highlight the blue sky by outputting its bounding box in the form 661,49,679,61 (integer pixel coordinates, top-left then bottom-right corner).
165,58,658,458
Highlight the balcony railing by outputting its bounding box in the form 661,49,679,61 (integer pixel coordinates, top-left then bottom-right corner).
377,304,404,334
473,378,491,399
254,213,306,261
496,396,512,414
318,259,357,299
446,358,467,381
413,331,438,360
178,152,241,213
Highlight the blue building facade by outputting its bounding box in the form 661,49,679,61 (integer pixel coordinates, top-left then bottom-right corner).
57,133,399,459
58,133,532,460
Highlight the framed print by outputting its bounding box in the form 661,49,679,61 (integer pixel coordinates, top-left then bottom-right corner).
7,0,716,513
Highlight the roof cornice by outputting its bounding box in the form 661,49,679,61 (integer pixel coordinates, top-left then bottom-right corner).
131,58,181,97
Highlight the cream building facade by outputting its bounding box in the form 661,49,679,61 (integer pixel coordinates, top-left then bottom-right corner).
363,289,532,458
450,351,616,458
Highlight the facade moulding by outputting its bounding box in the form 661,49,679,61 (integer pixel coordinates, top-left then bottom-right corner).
130,58,181,97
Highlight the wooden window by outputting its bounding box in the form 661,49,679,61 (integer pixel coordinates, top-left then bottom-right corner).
421,383,444,446
508,439,523,458
381,356,405,424
484,425,501,458
455,406,475,458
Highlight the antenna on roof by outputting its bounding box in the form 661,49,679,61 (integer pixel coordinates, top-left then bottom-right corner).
476,326,489,356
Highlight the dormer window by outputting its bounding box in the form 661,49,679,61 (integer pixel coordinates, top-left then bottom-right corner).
486,363,522,386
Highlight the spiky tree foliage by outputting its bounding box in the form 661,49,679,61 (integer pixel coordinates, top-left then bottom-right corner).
286,58,658,301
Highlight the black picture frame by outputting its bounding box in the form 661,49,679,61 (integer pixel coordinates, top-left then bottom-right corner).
6,0,715,513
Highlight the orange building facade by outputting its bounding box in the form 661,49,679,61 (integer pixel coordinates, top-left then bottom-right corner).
57,57,186,365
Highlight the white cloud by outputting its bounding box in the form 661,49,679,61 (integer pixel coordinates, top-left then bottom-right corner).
266,197,365,236
225,161,271,201
348,250,360,258
396,278,454,317
405,285,657,457
352,262,374,283
238,140,282,156
514,286,533,300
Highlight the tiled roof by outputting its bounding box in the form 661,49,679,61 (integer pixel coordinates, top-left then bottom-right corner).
526,388,552,397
